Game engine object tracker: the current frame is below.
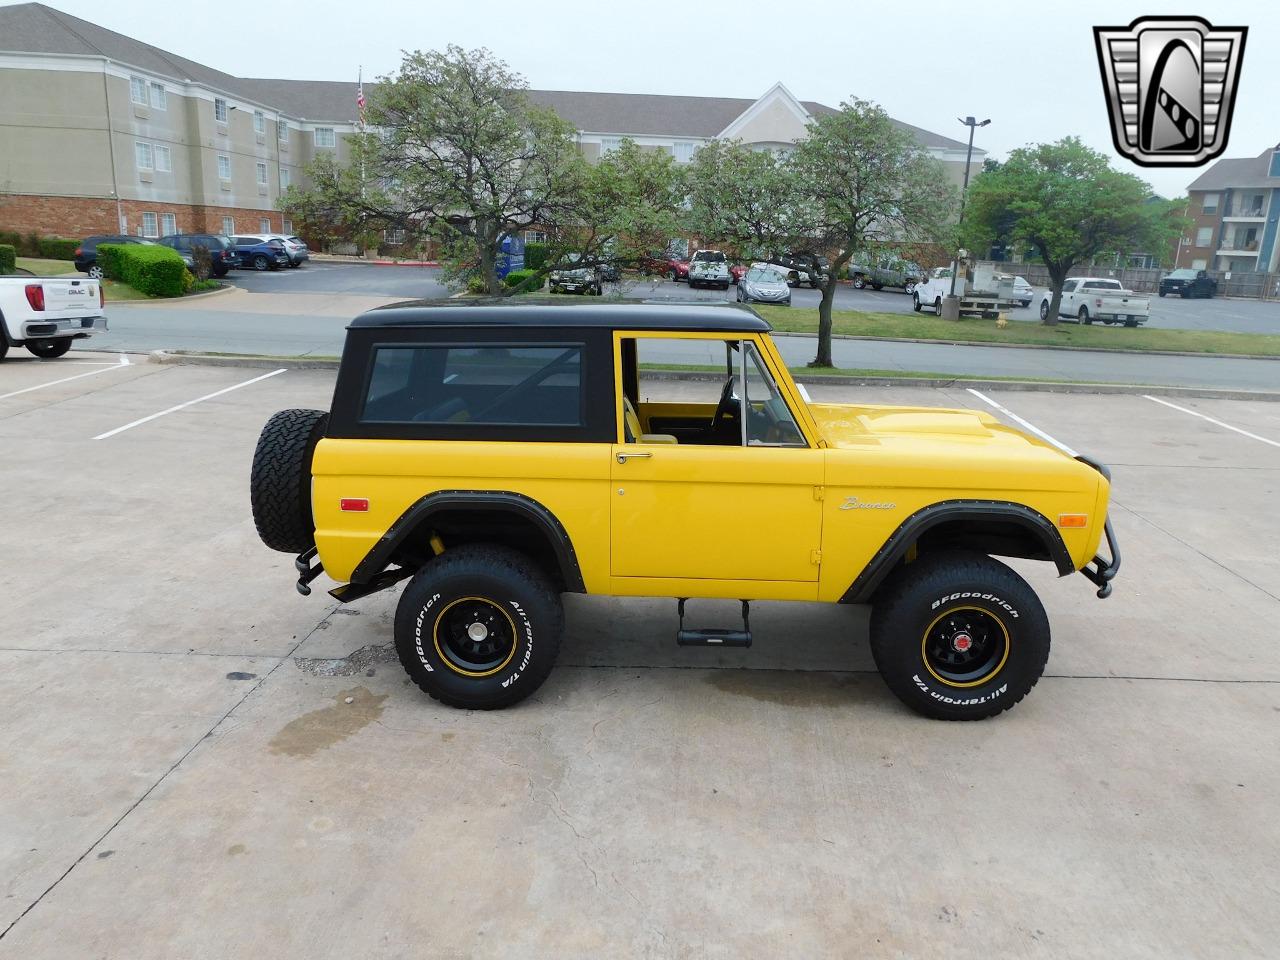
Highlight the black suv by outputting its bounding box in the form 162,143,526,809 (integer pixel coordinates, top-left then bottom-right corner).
158,234,236,277
74,235,154,279
1158,269,1217,299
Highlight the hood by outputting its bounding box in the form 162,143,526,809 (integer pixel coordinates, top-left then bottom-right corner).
811,402,1042,447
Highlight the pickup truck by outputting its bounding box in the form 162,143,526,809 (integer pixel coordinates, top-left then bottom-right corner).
912,264,1013,318
1039,278,1150,327
0,275,107,359
849,258,923,293
687,249,732,290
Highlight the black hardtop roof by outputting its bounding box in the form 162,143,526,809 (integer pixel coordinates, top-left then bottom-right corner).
348,298,772,333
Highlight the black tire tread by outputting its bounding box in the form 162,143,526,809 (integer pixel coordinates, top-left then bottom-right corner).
250,408,328,553
870,550,1050,721
396,545,563,710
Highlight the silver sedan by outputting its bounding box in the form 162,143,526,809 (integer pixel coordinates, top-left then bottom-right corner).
735,265,792,306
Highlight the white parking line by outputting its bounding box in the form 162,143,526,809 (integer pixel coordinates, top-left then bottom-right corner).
965,388,1079,456
0,353,130,401
93,368,286,440
1143,395,1280,450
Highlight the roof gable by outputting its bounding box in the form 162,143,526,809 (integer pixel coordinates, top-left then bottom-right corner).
717,82,811,142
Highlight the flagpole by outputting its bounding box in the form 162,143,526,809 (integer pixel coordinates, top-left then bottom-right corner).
358,65,366,202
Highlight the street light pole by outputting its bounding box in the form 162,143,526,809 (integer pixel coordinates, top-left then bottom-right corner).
948,116,990,300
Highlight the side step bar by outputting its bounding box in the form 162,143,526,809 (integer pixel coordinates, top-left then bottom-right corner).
676,599,752,648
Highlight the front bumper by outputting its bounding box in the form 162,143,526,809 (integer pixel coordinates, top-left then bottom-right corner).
22,316,108,340
1075,455,1121,598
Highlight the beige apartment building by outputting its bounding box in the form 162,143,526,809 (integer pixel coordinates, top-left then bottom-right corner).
0,2,982,243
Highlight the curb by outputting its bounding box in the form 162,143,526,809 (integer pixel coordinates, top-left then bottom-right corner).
108,283,238,306
370,259,439,267
147,351,1280,401
769,330,1280,362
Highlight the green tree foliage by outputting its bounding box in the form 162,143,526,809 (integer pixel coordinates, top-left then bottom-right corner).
960,137,1185,325
791,99,957,365
685,140,804,260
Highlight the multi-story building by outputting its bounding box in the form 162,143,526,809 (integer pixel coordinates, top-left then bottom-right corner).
1181,145,1280,274
0,2,982,242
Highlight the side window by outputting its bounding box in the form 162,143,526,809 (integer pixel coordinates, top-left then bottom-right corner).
362,344,584,426
742,342,805,447
1062,280,1077,293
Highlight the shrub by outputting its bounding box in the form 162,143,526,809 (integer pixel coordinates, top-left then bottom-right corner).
465,276,487,294
36,236,79,260
102,243,188,297
524,241,548,272
0,244,15,275
0,231,21,253
501,268,541,292
190,244,212,280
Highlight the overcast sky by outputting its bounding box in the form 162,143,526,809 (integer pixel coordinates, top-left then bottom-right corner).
20,0,1276,197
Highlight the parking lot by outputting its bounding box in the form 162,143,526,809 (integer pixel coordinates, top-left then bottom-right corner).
2,352,1278,957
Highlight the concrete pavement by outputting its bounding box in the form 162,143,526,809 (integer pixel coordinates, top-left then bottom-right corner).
1,357,1278,956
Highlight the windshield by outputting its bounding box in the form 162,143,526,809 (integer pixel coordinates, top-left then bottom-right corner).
1167,269,1196,279
746,267,784,283
693,251,725,262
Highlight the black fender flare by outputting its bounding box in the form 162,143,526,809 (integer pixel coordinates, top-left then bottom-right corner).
839,500,1073,604
349,490,585,592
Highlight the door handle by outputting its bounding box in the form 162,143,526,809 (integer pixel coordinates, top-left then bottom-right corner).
616,451,653,463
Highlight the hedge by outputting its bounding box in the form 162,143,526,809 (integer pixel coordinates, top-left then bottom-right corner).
98,243,189,297
0,231,79,259
0,244,15,275
502,268,541,292
524,241,548,272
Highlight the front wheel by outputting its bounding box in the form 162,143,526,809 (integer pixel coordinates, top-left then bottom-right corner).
1039,300,1050,321
870,551,1050,720
394,545,564,710
852,275,866,289
870,282,883,291
27,338,73,359
666,269,676,281
912,292,922,312
1158,290,1167,297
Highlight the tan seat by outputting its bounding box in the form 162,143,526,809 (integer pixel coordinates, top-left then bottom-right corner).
622,397,677,445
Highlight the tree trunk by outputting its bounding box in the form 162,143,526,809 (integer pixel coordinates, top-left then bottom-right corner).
809,252,849,368
1042,262,1069,327
478,237,501,296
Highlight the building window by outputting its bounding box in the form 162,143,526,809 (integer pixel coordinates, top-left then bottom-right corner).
119,215,129,233
259,218,271,233
150,82,167,110
384,228,406,244
221,216,235,235
1202,193,1219,214
279,168,291,190
525,230,547,243
135,141,154,170
141,212,158,238
314,127,336,148
282,219,294,234
1196,226,1213,247
256,162,268,186
278,121,288,143
154,144,172,173
214,97,228,123
130,76,147,104
160,213,176,236
253,110,265,134
217,154,231,180
600,137,621,155
674,141,694,163
1191,258,1207,270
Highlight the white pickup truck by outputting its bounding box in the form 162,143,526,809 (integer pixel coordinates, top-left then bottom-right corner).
912,263,1014,318
0,275,107,359
1039,278,1150,327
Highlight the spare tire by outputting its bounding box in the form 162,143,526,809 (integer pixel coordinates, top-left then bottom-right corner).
250,408,329,553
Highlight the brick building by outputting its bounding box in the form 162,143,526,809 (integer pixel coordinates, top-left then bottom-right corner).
1179,145,1280,274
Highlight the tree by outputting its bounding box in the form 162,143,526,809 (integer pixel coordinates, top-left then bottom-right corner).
685,140,805,260
284,46,581,294
960,137,1185,325
791,100,957,366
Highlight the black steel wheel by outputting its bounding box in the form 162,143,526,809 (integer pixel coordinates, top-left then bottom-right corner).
27,338,73,359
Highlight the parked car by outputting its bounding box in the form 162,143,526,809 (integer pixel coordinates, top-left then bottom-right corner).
230,236,291,271
0,273,106,359
729,263,746,285
688,250,732,290
158,234,235,277
848,258,923,293
600,260,621,283
1039,278,1150,327
549,255,602,295
1010,276,1034,308
735,263,791,305
262,234,310,268
637,252,689,281
73,235,154,279
1159,268,1217,298
768,252,828,288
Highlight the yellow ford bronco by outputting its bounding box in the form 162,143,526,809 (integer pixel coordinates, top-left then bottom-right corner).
250,301,1119,719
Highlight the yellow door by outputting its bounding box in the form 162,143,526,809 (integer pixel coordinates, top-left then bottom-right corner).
610,443,823,581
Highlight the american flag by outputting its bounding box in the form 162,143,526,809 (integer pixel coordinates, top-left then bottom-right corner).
356,68,366,126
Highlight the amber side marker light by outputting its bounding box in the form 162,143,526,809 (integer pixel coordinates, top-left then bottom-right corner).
1058,514,1088,529
340,498,369,512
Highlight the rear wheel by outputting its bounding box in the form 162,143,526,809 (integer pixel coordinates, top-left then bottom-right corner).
27,338,73,359
394,545,563,710
1124,319,1139,328
253,254,270,271
871,282,883,291
870,550,1050,720
250,408,329,553
852,275,866,289
933,297,942,314
1078,306,1092,324
87,264,104,280
904,280,916,294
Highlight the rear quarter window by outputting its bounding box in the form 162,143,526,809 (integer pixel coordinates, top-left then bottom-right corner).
362,344,585,427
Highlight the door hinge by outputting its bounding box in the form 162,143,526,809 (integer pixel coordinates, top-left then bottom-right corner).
813,485,825,501
810,549,822,565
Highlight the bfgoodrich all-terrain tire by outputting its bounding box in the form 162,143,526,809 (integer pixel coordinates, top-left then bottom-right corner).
250,408,329,553
869,550,1050,720
394,545,564,710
